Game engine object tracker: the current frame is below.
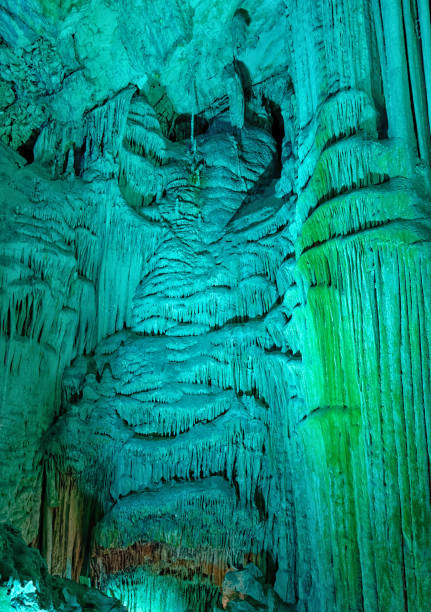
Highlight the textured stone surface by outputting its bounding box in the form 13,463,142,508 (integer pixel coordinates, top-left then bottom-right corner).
0,0,430,610
0,524,125,610
222,564,294,610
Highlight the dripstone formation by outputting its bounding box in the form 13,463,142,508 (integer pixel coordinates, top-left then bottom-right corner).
1,1,430,610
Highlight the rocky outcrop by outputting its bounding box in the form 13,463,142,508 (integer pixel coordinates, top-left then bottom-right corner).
0,1,430,611
0,524,125,610
222,564,293,611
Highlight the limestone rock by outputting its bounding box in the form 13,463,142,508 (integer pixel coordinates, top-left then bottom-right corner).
0,1,430,611
0,524,125,611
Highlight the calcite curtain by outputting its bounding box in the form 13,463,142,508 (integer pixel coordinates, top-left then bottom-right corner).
0,0,430,610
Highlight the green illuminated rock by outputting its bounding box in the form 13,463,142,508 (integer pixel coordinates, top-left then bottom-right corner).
0,0,430,610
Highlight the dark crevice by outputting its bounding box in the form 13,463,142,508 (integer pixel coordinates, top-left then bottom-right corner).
234,60,253,102
17,129,40,164
254,486,268,521
168,114,209,143
233,8,251,26
73,142,86,176
377,105,388,140
262,98,285,176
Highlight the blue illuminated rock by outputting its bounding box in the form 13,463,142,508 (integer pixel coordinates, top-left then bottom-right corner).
0,524,125,611
0,1,430,610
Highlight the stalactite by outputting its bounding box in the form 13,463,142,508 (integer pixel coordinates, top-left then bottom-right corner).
1,1,431,610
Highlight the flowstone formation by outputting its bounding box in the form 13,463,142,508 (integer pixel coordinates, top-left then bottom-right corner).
1,0,431,610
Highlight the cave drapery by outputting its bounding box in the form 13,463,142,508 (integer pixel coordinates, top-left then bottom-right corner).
0,0,431,610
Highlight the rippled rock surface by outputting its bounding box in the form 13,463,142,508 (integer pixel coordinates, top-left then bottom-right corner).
1,0,431,610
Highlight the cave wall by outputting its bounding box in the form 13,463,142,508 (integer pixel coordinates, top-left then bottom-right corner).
0,1,430,610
